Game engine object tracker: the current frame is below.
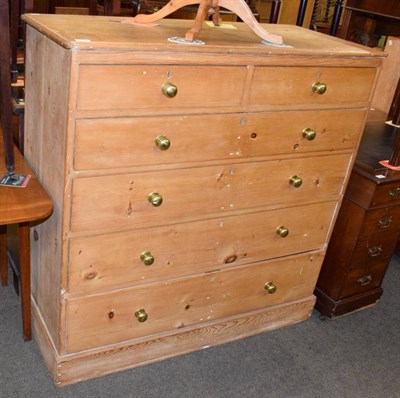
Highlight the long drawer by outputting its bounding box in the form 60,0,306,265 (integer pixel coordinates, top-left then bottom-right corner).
74,109,366,170
70,153,351,234
66,252,324,352
76,65,376,112
68,201,336,293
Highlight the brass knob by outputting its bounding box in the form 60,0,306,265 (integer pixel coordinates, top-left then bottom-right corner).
161,82,178,98
312,82,327,95
148,192,163,207
276,226,289,238
155,135,171,151
289,175,303,188
140,251,154,266
264,281,277,294
302,128,317,141
135,309,148,323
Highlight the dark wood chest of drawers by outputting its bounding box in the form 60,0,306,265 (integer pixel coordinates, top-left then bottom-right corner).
315,120,400,318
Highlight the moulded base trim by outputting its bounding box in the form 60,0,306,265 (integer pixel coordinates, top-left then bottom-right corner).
32,295,316,386
314,287,383,319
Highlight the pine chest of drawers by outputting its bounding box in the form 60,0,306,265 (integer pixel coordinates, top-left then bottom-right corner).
22,14,383,385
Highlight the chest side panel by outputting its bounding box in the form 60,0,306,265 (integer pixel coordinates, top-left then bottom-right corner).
24,26,72,351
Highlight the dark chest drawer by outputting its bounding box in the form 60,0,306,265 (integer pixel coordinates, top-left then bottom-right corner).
339,261,388,299
346,172,400,209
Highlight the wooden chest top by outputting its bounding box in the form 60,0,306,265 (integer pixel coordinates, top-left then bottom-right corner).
22,13,383,58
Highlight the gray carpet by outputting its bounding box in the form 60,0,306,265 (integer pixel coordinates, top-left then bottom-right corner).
1,257,399,398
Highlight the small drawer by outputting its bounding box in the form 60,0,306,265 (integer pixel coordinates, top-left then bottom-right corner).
249,67,376,107
66,252,324,352
357,206,400,241
68,201,336,294
70,154,351,234
339,262,388,299
349,236,399,271
76,65,247,111
74,109,366,171
372,181,400,207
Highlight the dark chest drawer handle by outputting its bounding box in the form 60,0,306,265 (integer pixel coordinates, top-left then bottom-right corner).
378,216,392,229
368,245,383,257
357,275,372,286
390,187,400,198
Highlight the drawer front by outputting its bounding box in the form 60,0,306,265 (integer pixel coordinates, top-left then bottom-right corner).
349,235,400,271
74,109,366,171
372,181,400,207
339,262,387,299
77,65,247,111
66,252,324,352
357,206,400,241
250,67,376,107
70,154,350,234
68,201,335,293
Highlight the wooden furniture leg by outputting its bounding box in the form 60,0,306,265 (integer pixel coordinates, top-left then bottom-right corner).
329,0,344,36
269,0,281,23
0,0,15,174
211,0,222,26
296,0,308,26
0,142,53,342
133,0,283,44
10,0,19,83
185,0,212,41
24,0,34,13
89,0,98,14
18,222,31,341
218,0,282,43
0,225,7,286
133,0,199,23
109,0,121,15
388,80,400,166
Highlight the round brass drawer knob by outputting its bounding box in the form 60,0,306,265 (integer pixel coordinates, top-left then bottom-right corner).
276,226,289,238
161,82,178,98
312,82,327,95
148,192,163,207
289,175,303,188
140,251,154,266
155,135,171,151
264,281,277,294
135,309,148,323
302,128,317,141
